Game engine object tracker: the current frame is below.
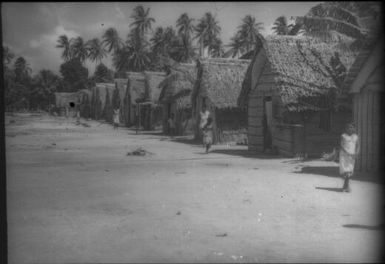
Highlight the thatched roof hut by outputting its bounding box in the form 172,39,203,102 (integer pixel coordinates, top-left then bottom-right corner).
238,35,356,111
144,71,166,104
95,83,115,109
158,63,196,109
194,58,251,109
126,72,146,103
54,92,79,108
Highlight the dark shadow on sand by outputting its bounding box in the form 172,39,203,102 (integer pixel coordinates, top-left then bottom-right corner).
294,166,383,184
210,149,282,159
342,224,384,231
315,187,343,193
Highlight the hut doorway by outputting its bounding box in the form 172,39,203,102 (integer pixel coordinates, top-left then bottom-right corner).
263,96,273,150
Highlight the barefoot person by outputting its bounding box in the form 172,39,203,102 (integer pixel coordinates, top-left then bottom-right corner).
167,113,176,137
202,117,213,154
113,108,120,129
339,123,360,192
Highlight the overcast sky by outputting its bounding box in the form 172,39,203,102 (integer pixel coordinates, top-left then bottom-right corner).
2,2,320,75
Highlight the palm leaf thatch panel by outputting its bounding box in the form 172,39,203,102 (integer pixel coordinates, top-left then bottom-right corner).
96,83,115,111
144,71,166,104
54,92,79,108
198,58,251,109
126,72,146,103
158,63,196,109
114,79,129,103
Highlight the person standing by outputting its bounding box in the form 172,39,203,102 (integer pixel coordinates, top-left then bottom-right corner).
339,123,360,192
167,113,176,137
113,108,120,129
203,117,214,154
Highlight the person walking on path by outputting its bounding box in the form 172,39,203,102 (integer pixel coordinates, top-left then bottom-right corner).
202,117,214,154
339,122,360,192
167,113,176,137
113,108,120,129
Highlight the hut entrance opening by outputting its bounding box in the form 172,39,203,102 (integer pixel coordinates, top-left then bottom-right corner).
263,96,273,151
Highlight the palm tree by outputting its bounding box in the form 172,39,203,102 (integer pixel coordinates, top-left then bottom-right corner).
150,27,167,54
195,12,221,57
227,33,247,58
102,27,123,53
295,2,382,49
130,5,155,37
86,38,107,65
272,16,290,35
32,69,59,107
3,46,15,65
112,45,131,72
272,15,302,36
237,15,264,52
71,37,88,63
126,30,151,72
56,35,73,61
177,13,194,41
14,57,32,79
208,37,224,58
176,13,195,62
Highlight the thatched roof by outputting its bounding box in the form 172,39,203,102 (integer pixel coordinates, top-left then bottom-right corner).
158,63,196,108
54,92,79,107
126,71,166,104
126,72,146,103
238,35,356,111
144,71,166,103
76,89,92,104
196,58,251,109
114,78,129,100
95,83,115,108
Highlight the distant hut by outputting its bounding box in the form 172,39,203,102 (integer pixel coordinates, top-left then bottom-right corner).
343,32,384,173
238,36,355,157
158,63,197,135
54,92,79,117
193,58,250,144
126,71,166,130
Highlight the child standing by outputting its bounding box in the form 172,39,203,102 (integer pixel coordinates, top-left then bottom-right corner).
113,108,120,129
168,114,176,137
203,117,213,154
339,123,360,192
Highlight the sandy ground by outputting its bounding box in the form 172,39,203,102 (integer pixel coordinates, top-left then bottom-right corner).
5,113,384,263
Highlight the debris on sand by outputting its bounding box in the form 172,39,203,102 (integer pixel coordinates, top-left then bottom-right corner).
80,122,91,127
126,147,154,156
176,211,181,215
231,255,244,261
215,233,227,237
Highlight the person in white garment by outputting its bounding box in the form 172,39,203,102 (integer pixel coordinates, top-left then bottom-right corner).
199,105,210,129
113,108,120,129
339,123,360,192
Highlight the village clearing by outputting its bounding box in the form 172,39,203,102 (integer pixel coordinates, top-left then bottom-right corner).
5,113,384,263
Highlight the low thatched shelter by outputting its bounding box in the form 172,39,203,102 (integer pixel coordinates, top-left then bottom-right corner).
54,92,79,117
343,31,384,173
238,36,356,157
126,71,166,130
193,58,250,144
158,63,197,135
